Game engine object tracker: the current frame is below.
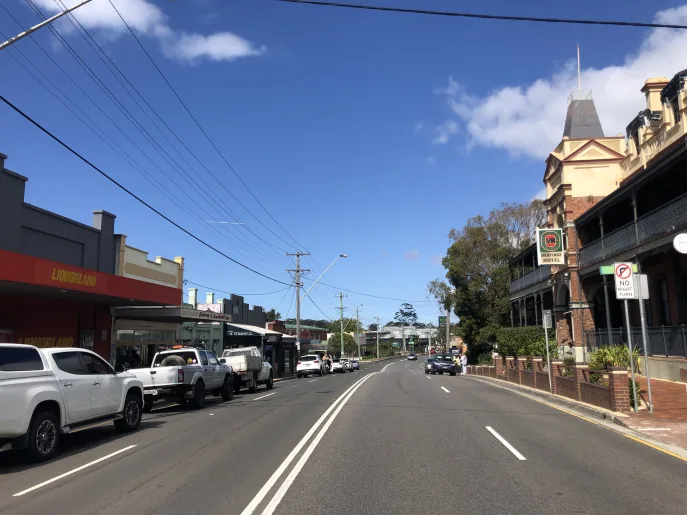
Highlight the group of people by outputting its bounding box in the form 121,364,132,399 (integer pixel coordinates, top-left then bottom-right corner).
453,353,467,374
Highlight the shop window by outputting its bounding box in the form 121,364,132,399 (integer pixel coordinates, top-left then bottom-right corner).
117,330,134,342
134,330,149,344
0,347,43,372
81,352,113,374
53,351,85,375
659,278,672,325
162,330,176,343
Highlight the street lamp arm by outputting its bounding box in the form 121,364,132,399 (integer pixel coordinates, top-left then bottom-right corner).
300,254,347,302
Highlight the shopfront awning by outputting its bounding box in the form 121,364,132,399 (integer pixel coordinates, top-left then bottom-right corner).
0,249,181,306
225,323,290,342
113,305,233,323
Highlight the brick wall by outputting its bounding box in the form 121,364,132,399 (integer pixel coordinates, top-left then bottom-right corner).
521,369,534,388
580,382,611,409
535,372,551,392
566,196,605,220
555,376,578,400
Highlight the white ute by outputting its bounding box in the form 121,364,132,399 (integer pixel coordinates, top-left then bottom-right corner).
220,346,273,393
0,344,144,462
128,347,234,412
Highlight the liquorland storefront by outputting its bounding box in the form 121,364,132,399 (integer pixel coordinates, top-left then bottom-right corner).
0,249,182,360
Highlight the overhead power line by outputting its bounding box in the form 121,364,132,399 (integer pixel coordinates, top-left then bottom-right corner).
277,0,687,30
106,0,310,253
300,276,434,303
0,94,292,287
307,296,334,321
184,280,292,296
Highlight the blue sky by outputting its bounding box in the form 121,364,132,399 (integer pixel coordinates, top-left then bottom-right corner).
1,0,686,326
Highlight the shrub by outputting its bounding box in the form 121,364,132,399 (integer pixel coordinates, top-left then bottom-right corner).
477,353,493,365
495,326,555,358
588,345,640,372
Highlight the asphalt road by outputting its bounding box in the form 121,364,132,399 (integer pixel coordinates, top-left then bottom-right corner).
1,358,686,515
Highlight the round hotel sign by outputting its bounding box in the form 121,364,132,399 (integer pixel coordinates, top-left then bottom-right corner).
539,230,562,253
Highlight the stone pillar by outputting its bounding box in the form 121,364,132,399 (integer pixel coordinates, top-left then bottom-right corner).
550,360,563,395
494,354,505,380
574,363,588,401
505,356,515,382
514,357,523,384
532,357,543,389
608,367,630,412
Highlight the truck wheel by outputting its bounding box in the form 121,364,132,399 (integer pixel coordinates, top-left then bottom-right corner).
28,410,60,462
143,396,154,413
249,372,258,393
233,374,242,394
115,393,143,433
191,381,206,409
266,372,274,390
222,375,234,401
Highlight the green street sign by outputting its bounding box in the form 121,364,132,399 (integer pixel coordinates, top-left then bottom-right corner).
438,316,447,326
599,264,638,275
536,228,565,265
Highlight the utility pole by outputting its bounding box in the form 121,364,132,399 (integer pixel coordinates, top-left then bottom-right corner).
402,325,406,356
0,0,92,51
336,293,347,357
355,306,362,359
428,325,432,355
287,251,310,355
375,316,380,359
446,303,451,354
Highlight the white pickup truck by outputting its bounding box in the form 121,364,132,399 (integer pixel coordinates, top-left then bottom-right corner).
220,346,273,393
128,347,234,412
0,344,144,462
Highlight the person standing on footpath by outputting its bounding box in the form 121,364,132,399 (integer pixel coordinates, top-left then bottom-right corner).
460,353,467,374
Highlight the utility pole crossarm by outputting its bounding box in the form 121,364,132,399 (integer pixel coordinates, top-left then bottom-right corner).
0,0,92,51
287,251,310,355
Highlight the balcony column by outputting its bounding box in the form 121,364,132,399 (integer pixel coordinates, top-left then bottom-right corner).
603,276,613,345
534,294,540,326
599,214,605,260
510,303,514,328
631,189,640,245
523,298,528,327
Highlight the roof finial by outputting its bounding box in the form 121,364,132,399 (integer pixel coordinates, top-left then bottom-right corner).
577,43,581,93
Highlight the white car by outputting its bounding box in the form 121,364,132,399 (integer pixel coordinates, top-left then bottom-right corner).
0,344,144,461
340,358,353,372
331,359,344,373
297,355,324,378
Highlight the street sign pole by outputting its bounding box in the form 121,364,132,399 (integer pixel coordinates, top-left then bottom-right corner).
636,274,653,414
543,309,553,392
623,300,639,413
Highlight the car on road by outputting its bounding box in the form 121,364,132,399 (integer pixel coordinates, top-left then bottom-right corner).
297,355,324,378
331,359,344,373
407,353,417,361
220,346,273,393
130,348,234,411
431,354,457,376
424,357,435,374
351,358,360,370
0,344,144,462
340,358,353,372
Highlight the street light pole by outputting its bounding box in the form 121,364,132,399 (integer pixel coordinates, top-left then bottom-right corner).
337,293,346,358
0,0,92,51
376,316,380,359
300,254,347,302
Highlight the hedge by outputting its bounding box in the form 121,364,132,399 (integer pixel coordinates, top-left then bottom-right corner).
495,326,557,358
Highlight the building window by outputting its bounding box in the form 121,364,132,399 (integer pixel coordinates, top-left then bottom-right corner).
659,278,672,325
631,130,640,155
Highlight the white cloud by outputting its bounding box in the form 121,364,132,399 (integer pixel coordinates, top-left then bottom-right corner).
404,249,420,261
434,4,687,159
433,120,458,145
31,0,263,63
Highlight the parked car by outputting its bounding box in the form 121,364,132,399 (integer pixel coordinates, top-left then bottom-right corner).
431,354,457,376
0,344,144,462
407,353,417,361
297,355,324,378
331,359,345,373
424,357,435,374
220,346,273,393
340,358,353,372
130,347,233,411
351,358,360,370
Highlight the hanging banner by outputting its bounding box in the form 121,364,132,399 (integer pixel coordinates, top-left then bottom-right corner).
536,228,565,265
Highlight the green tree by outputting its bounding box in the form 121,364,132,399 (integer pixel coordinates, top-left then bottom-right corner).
266,309,281,322
431,200,546,363
327,332,357,357
394,303,418,326
327,317,364,335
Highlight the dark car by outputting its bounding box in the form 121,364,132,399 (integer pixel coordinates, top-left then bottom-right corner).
407,353,417,361
431,354,457,376
424,357,435,374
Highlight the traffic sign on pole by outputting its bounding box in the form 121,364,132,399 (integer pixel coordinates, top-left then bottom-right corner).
614,262,636,299
542,309,552,329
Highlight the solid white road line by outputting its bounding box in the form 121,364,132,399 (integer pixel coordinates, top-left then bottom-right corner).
426,376,432,379
441,386,450,393
380,362,395,373
254,392,277,401
240,374,371,515
13,445,138,497
308,379,317,383
261,373,377,515
485,426,526,461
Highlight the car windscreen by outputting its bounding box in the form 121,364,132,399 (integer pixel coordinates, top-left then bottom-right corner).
300,356,317,361
0,347,44,372
153,351,198,367
435,356,453,362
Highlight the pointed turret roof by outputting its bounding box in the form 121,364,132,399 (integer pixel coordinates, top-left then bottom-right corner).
562,99,604,139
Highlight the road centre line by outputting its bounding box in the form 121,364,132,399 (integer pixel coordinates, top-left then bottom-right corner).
485,426,526,461
441,386,450,393
254,392,277,401
261,373,377,515
426,376,431,379
308,379,317,383
239,374,372,515
380,362,395,373
13,445,138,497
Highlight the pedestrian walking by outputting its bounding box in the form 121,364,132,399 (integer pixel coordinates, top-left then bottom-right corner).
460,353,467,374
